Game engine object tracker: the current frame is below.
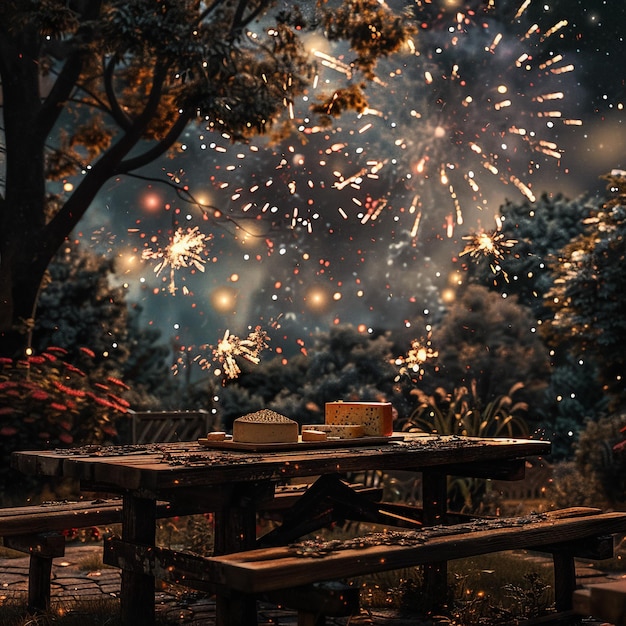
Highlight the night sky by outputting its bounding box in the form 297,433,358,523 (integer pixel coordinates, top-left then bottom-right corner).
77,0,625,370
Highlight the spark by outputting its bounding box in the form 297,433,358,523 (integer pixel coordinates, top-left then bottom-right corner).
460,224,518,278
142,226,207,294
394,334,438,381
211,327,270,380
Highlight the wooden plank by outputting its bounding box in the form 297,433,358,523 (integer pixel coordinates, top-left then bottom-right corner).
205,510,626,594
4,532,65,558
0,500,196,536
11,436,552,494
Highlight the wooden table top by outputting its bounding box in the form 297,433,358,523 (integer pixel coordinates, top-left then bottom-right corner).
12,433,551,492
12,434,551,494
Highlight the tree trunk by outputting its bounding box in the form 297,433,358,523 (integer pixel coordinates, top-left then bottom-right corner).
0,25,49,358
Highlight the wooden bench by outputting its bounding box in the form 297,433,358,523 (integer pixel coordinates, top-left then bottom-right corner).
104,507,626,625
0,479,377,616
0,498,199,612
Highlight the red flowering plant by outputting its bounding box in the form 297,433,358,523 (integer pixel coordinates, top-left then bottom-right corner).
0,346,131,473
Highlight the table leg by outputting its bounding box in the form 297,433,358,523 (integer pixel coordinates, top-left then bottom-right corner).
422,469,449,610
120,493,156,626
214,484,260,626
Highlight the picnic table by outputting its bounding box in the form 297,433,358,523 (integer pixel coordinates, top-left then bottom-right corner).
12,433,551,625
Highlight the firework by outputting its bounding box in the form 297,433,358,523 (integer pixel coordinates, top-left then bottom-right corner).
211,327,270,380
395,333,438,382
460,222,517,278
199,1,579,241
142,226,207,294
369,0,581,237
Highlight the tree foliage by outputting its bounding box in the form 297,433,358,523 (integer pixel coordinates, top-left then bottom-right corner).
31,240,174,404
427,284,550,410
0,0,414,358
461,192,609,453
464,193,594,321
542,173,626,409
208,324,402,429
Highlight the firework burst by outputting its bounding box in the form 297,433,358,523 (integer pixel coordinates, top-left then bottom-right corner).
142,226,207,294
460,220,518,278
200,0,579,241
209,327,270,380
368,0,581,237
394,332,439,382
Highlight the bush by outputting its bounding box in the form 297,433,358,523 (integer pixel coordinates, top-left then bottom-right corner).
548,411,626,509
0,347,130,499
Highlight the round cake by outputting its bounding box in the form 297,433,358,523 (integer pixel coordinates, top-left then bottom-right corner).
232,409,299,443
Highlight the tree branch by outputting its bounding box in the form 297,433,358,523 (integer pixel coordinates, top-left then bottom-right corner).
115,110,193,174
37,1,104,139
199,0,227,22
231,0,273,37
103,55,133,131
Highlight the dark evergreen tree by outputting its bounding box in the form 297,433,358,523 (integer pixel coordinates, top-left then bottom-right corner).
427,284,550,415
543,172,626,410
31,241,174,404
460,191,611,456
32,242,131,371
464,193,594,321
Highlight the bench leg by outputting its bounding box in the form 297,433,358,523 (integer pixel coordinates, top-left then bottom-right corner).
553,553,576,612
28,554,53,612
215,592,258,626
4,532,66,614
214,485,259,626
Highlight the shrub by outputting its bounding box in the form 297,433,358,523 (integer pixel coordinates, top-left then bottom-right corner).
548,411,626,510
399,382,529,513
0,347,130,498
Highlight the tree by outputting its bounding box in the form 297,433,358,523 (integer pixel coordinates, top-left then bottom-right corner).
32,239,174,405
0,0,413,358
428,284,550,412
32,241,131,369
461,193,606,454
464,193,595,321
543,172,626,410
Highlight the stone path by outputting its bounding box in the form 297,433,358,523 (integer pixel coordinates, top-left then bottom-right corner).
0,544,620,625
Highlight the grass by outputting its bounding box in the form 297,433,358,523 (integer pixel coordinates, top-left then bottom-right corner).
350,551,555,622
74,552,114,572
0,598,123,626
